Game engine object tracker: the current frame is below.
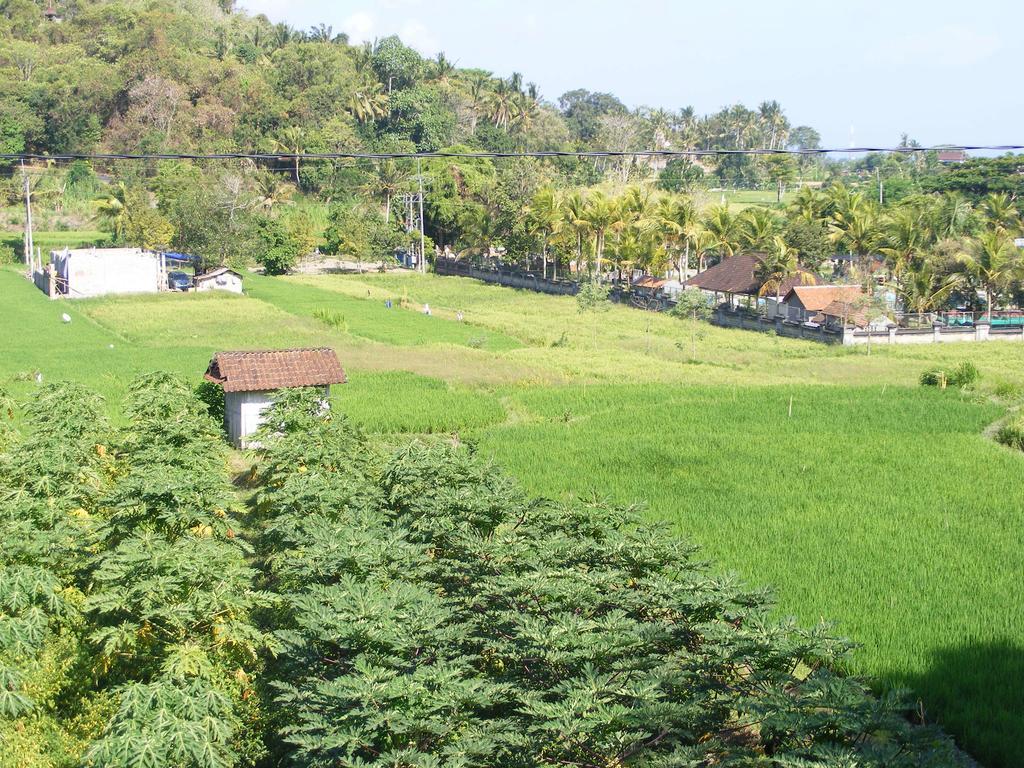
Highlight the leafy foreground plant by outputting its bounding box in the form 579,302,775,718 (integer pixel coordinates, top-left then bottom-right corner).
82,374,270,768
0,384,109,765
254,389,971,768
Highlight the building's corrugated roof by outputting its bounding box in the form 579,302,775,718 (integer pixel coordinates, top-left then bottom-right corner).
783,285,864,312
196,267,242,281
683,253,818,295
204,348,346,393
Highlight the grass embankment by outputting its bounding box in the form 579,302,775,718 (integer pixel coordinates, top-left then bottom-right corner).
1,264,1023,765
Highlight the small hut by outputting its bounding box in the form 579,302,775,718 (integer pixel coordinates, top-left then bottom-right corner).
204,348,347,447
195,267,244,294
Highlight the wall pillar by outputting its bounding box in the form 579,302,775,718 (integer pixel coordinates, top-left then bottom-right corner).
933,322,943,343
975,322,990,342
842,326,856,346
887,324,897,345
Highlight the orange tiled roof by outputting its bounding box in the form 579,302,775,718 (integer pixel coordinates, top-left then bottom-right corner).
204,348,346,393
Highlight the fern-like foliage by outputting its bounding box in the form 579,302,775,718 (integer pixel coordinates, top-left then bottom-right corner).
253,389,971,768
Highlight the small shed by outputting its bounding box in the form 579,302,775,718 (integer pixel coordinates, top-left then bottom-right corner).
204,348,347,447
195,267,244,294
44,247,164,299
781,285,864,322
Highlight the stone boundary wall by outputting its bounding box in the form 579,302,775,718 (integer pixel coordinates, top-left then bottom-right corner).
711,308,1024,346
434,259,579,296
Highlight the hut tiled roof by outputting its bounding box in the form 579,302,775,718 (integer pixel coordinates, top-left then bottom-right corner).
204,348,346,393
813,299,869,328
682,253,818,295
783,285,864,313
633,276,666,289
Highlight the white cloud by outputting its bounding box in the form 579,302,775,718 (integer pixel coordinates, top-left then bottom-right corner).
398,19,440,54
341,11,377,43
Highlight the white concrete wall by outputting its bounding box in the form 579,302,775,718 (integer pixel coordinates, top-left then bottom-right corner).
225,390,273,447
52,248,162,298
224,386,331,447
196,272,243,294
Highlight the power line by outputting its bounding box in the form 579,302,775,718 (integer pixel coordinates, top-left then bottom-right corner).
2,145,1022,163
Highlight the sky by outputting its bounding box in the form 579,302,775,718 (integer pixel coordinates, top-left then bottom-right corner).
239,0,1021,151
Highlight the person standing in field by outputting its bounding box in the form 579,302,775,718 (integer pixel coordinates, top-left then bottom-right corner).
423,303,431,316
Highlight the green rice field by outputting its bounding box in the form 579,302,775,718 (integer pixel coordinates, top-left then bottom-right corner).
1,264,1023,765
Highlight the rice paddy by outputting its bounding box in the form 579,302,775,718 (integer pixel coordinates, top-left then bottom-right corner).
2,264,1023,765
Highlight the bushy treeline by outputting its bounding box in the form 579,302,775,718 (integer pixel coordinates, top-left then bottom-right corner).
0,378,974,766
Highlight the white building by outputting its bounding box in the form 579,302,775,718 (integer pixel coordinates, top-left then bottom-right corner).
194,267,244,294
39,247,165,299
203,348,347,447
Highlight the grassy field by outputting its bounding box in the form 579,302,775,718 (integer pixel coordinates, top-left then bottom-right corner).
2,265,1023,765
0,229,107,257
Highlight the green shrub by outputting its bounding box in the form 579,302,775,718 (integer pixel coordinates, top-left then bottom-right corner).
996,416,1024,451
0,243,16,264
994,380,1022,400
312,306,346,330
921,361,980,389
950,360,980,389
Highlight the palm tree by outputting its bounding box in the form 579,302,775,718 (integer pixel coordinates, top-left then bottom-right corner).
899,262,962,316
308,23,333,43
585,191,619,281
789,186,828,223
488,79,516,131
562,190,591,275
655,194,697,279
880,206,929,287
703,205,740,259
252,172,296,212
468,73,489,134
273,126,306,187
432,52,455,83
94,182,130,240
348,83,389,124
525,187,563,280
738,207,778,251
828,190,880,276
365,161,409,222
958,228,1021,319
980,192,1022,234
756,236,809,310
928,192,974,240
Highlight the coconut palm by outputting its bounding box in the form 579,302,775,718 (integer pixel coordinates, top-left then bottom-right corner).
958,228,1022,319
467,73,489,134
252,172,296,213
980,192,1022,234
655,194,697,279
562,190,591,275
525,187,563,280
94,182,130,240
828,191,881,275
703,205,740,259
899,262,962,315
880,205,929,282
348,83,389,124
756,236,809,307
789,186,829,223
488,79,516,131
584,190,619,281
272,126,306,187
364,160,409,222
928,192,974,240
738,207,779,251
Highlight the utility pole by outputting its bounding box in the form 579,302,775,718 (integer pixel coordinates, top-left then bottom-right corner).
877,168,883,206
417,157,426,274
22,160,34,277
